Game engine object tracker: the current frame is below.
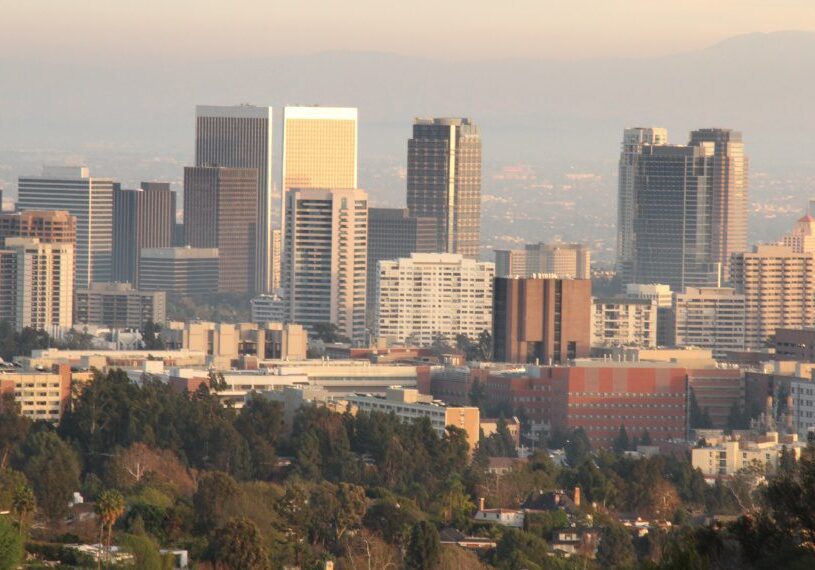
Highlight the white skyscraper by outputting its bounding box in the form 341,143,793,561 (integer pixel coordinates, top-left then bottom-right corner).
195,104,274,293
18,166,114,289
374,253,494,347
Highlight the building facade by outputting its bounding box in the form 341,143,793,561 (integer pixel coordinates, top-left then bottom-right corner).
673,287,746,355
493,277,592,364
184,166,258,293
374,253,494,347
18,166,114,288
283,188,368,343
112,182,175,286
195,105,275,294
75,282,166,329
138,247,219,295
407,118,481,259
730,244,815,349
0,210,76,247
495,242,590,279
590,297,657,348
0,365,72,423
0,237,74,331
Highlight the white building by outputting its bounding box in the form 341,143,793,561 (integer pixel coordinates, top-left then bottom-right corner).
673,287,746,355
625,283,673,308
691,431,807,479
283,188,368,343
495,242,590,279
18,166,114,288
374,253,494,347
782,213,815,254
590,297,657,348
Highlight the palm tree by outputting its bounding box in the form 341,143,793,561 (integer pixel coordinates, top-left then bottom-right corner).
11,483,35,536
95,489,125,568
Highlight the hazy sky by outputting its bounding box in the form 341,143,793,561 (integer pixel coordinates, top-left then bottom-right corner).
4,0,814,62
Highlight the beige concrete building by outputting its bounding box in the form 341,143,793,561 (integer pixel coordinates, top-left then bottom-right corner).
345,387,480,446
495,242,590,279
730,244,815,348
75,282,165,329
624,283,673,308
0,365,71,423
162,321,308,362
591,297,657,348
692,431,806,479
374,253,494,347
283,188,367,343
0,237,74,331
673,287,746,355
281,106,357,234
782,213,815,254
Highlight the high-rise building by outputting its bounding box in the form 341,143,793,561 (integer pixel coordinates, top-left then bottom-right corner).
673,287,746,356
281,106,358,235
138,247,220,296
283,188,367,343
0,237,74,331
367,208,438,319
616,127,668,281
782,212,815,254
74,282,166,329
493,277,592,364
622,128,747,291
624,283,673,308
112,182,175,286
688,129,748,277
195,105,274,293
18,166,114,288
0,210,76,247
495,242,590,278
730,244,815,349
374,253,494,347
183,166,258,294
407,118,481,259
591,297,657,348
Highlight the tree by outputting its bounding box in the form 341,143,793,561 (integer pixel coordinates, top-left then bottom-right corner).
105,443,195,496
433,475,475,527
312,322,350,344
0,515,23,570
640,429,652,447
406,521,440,570
95,489,125,561
0,393,30,470
596,523,636,569
11,483,35,536
476,329,493,361
209,517,270,570
689,389,713,429
726,402,751,431
613,425,630,454
141,320,165,350
468,379,485,408
119,533,168,570
17,430,81,521
193,471,242,532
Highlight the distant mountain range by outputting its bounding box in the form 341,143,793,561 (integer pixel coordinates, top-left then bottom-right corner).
1,30,814,168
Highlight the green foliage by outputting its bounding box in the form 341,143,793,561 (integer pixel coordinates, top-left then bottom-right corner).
596,523,636,569
209,517,270,570
165,293,251,323
0,393,31,471
405,520,440,570
525,510,569,539
689,389,713,429
0,320,50,362
141,320,165,350
311,322,351,344
363,496,424,549
613,425,630,454
120,533,170,570
0,515,23,570
16,430,80,521
455,330,493,361
0,469,27,511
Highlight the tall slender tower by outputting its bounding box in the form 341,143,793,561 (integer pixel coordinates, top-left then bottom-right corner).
195,105,274,293
18,166,114,289
184,166,258,294
283,188,367,343
616,127,668,282
688,129,748,278
112,182,175,286
406,117,481,259
281,106,358,238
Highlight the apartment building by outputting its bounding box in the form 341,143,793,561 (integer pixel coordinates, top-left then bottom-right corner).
590,297,657,348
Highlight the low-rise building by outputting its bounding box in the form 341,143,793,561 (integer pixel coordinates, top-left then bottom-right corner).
591,297,657,348
0,364,72,423
75,282,166,329
692,431,807,479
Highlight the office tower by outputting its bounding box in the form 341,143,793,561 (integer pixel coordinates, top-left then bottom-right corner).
281,106,358,237
112,182,175,286
374,253,494,347
783,212,815,254
0,210,76,246
283,188,367,343
271,229,282,291
688,129,748,277
0,237,74,331
407,118,481,259
591,297,657,348
673,287,746,356
18,166,114,288
74,283,166,329
139,247,220,295
493,276,592,364
367,208,438,319
251,294,287,324
731,244,815,349
195,105,274,293
495,242,590,278
624,128,748,291
184,166,258,294
616,127,668,281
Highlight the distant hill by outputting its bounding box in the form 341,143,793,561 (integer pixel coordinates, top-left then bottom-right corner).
0,30,813,167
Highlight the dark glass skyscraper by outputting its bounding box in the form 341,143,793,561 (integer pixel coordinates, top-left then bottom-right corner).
407,117,481,260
